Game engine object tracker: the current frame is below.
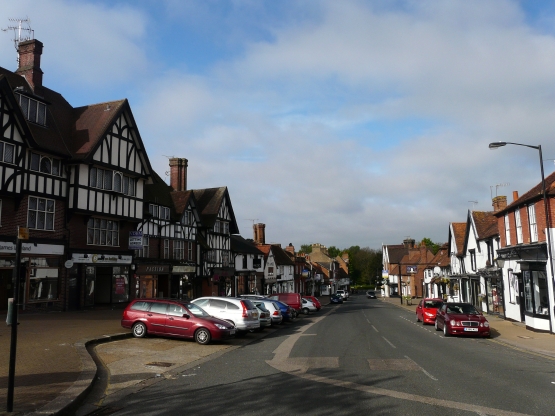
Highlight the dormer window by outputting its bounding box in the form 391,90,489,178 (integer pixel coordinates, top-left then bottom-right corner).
16,93,47,126
29,152,61,176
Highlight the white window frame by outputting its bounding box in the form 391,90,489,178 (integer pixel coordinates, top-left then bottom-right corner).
87,218,119,246
0,141,15,164
163,239,170,259
504,214,511,246
528,204,538,243
187,241,193,260
515,209,523,244
27,196,55,231
174,240,184,260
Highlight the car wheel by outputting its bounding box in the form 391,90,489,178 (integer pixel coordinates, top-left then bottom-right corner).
132,322,147,338
443,323,450,337
194,328,211,345
303,308,309,315
435,320,440,331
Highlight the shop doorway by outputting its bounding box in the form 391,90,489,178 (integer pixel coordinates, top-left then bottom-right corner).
0,269,12,310
95,267,112,304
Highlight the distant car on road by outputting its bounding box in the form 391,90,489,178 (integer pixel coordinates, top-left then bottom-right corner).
330,294,343,304
336,290,349,300
366,290,377,299
303,296,321,310
435,302,490,338
121,298,236,345
416,298,443,324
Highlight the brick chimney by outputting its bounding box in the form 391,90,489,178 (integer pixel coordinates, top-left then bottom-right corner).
513,191,519,202
15,39,43,90
403,238,415,249
253,223,266,245
492,195,507,212
285,243,295,255
169,158,188,191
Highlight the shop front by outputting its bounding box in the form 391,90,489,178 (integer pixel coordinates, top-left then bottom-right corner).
210,268,235,297
134,264,170,299
0,241,65,311
171,265,196,300
71,253,132,308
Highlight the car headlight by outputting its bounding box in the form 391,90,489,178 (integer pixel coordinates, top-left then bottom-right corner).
450,320,459,326
214,324,227,329
483,321,489,328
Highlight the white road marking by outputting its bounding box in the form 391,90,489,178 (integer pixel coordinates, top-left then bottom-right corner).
404,355,437,381
382,336,396,349
371,325,379,332
266,308,532,416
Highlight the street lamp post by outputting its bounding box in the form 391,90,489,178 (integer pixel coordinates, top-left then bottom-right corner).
489,141,554,333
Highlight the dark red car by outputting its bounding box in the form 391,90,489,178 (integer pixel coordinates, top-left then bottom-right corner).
416,298,443,324
121,298,236,345
303,296,322,311
435,302,490,338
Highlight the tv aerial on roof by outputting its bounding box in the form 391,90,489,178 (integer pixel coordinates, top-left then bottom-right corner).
2,18,33,63
490,183,509,199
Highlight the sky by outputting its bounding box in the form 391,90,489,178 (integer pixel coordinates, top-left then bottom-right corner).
2,0,555,251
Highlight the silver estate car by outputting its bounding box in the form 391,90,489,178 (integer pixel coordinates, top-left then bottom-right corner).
191,297,260,333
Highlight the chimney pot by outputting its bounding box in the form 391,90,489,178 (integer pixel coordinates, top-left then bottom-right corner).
513,191,519,202
492,195,507,212
15,39,44,90
169,158,188,191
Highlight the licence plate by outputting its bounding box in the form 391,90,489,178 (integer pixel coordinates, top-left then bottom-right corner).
464,328,478,332
230,329,236,335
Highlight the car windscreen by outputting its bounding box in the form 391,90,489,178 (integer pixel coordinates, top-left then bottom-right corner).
448,304,479,315
186,303,210,317
424,301,443,308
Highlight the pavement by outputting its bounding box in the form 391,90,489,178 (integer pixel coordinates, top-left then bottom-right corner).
0,294,553,416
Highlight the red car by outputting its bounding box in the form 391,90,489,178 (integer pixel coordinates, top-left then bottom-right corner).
416,298,443,324
435,302,490,338
121,298,236,345
303,296,321,311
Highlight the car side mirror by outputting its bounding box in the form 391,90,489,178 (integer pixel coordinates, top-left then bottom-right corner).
183,313,190,319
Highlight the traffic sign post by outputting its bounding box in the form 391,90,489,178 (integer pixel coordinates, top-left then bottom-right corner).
7,227,27,412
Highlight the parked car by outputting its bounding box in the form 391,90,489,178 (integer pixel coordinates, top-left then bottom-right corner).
435,302,490,338
254,304,272,330
272,299,293,322
416,298,443,324
336,290,349,300
251,299,283,325
330,294,343,304
191,297,260,333
303,295,321,310
121,298,236,345
366,290,377,299
301,298,318,314
267,293,302,317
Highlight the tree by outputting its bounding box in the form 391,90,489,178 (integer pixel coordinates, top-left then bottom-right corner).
327,246,341,258
421,238,441,255
298,244,312,254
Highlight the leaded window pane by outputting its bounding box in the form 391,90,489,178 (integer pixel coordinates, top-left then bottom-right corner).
4,144,14,164
28,210,36,228
52,159,60,176
30,153,40,171
40,157,51,174
113,173,122,192
94,229,100,245
46,212,54,230
100,229,107,245
29,197,37,210
89,168,97,187
38,198,46,212
97,169,103,188
37,211,45,229
20,96,29,119
37,102,46,125
87,227,94,244
46,200,54,212
123,176,129,195
0,143,3,161
106,230,112,245
29,99,37,122
104,170,112,190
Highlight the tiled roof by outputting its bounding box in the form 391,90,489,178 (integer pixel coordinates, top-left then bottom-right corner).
471,211,499,240
231,235,264,255
192,187,239,233
451,222,467,256
497,170,555,215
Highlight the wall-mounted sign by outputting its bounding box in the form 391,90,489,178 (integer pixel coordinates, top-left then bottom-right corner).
407,265,417,273
0,242,64,255
173,265,196,273
136,264,170,275
72,253,132,264
129,231,143,250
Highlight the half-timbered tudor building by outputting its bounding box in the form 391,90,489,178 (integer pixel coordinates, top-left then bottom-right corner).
0,38,155,311
230,234,264,296
257,244,295,294
192,187,239,297
0,42,69,311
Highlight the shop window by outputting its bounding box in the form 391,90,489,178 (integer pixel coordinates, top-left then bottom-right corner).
87,218,119,246
29,267,58,301
28,197,55,230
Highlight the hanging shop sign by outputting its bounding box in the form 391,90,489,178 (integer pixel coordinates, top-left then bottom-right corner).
128,231,143,250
